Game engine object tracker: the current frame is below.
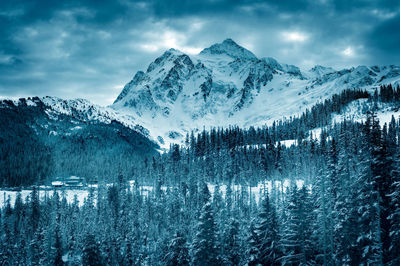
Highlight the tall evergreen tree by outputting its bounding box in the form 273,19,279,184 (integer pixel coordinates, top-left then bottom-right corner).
192,202,220,265
223,217,242,265
280,185,315,265
82,233,104,266
164,231,190,266
254,196,282,265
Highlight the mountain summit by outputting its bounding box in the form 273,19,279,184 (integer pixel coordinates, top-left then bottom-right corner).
112,39,400,146
199,38,257,60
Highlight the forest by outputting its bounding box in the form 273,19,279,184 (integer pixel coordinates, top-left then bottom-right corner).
1,85,400,265
0,98,157,187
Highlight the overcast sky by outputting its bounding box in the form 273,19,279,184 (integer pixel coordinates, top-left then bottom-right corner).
0,0,399,105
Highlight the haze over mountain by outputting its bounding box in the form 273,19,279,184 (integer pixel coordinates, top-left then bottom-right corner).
112,39,400,146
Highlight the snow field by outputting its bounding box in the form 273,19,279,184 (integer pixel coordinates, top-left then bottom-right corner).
0,179,307,208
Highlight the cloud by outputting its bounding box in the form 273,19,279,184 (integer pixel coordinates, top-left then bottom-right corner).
282,31,309,42
0,0,399,105
138,28,204,54
342,47,354,57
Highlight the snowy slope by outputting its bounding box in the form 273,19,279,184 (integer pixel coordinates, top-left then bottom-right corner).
112,39,400,147
271,99,400,148
2,96,151,138
331,98,400,125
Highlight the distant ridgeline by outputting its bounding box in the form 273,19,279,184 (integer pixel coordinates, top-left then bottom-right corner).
0,84,399,187
0,97,158,187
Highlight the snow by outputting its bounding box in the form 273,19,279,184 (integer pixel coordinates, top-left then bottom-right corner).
0,189,88,207
26,99,37,107
51,181,64,186
279,139,298,147
111,39,400,148
0,179,308,208
332,99,400,125
40,96,151,139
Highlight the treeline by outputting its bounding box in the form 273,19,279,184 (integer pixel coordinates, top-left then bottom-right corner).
1,85,398,187
136,85,400,186
0,98,157,187
158,85,397,161
1,111,400,265
377,83,400,103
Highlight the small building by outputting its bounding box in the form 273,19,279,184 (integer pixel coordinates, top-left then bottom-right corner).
51,176,86,188
51,181,64,188
64,176,85,187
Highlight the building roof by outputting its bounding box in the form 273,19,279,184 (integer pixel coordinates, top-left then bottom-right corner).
67,176,83,180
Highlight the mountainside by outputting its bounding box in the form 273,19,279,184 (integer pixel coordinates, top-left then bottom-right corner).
0,97,158,186
112,38,400,146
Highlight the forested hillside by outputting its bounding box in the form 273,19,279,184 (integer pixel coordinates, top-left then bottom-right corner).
0,97,158,187
1,85,400,265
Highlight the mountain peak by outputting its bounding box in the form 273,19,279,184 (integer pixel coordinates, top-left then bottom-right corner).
199,38,257,60
309,65,336,77
222,38,237,46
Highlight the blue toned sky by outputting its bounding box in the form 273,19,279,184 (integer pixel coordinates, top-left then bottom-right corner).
0,0,399,105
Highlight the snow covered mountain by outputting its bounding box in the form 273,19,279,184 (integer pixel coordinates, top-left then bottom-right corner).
1,96,151,137
0,96,158,154
0,96,159,185
113,38,400,146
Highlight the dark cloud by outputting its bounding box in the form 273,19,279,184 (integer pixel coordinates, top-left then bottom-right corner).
0,0,399,105
366,14,400,60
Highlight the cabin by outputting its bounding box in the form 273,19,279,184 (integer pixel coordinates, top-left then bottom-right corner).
51,176,86,188
51,181,64,188
65,176,85,187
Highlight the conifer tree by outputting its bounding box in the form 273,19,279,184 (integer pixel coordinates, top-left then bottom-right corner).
280,185,315,265
223,217,242,265
192,202,220,265
52,224,64,266
247,220,261,266
82,233,104,266
254,196,282,265
389,156,400,264
354,114,382,265
164,231,190,266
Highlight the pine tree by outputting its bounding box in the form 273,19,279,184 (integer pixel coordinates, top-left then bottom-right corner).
30,225,48,266
280,185,315,265
247,220,261,266
389,157,400,264
371,120,394,263
333,123,361,265
199,181,211,207
223,217,242,265
30,186,40,233
388,119,400,264
124,237,135,266
354,114,382,265
164,231,190,266
82,233,104,266
254,196,282,265
52,225,64,266
313,145,335,265
192,202,219,265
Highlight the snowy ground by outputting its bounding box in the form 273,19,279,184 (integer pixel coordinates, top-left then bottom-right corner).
264,100,400,148
331,99,400,125
0,179,306,208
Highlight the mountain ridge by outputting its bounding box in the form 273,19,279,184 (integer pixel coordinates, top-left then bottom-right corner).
111,39,400,146
0,96,159,186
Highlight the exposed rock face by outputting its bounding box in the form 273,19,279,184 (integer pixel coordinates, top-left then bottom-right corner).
112,39,400,146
